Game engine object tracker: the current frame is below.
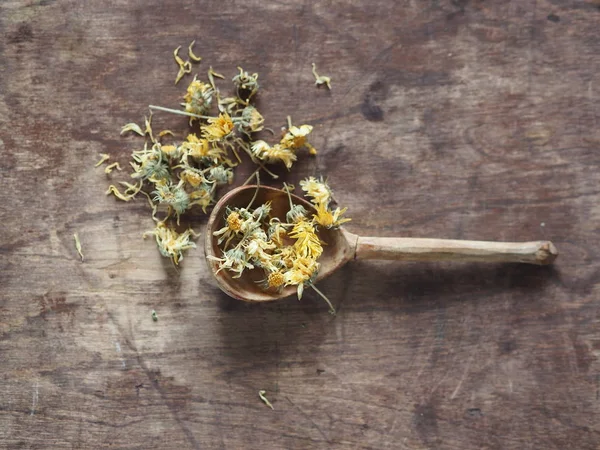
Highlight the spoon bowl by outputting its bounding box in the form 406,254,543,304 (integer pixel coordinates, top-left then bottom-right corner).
205,185,558,302
205,185,355,302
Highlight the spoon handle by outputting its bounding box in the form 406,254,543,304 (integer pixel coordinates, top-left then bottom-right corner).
354,237,557,265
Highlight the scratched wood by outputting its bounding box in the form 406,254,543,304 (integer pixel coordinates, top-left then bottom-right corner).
1,0,600,448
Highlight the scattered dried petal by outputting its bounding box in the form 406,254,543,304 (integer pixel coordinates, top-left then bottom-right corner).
258,390,274,410
95,153,110,167
188,40,202,62
73,233,84,262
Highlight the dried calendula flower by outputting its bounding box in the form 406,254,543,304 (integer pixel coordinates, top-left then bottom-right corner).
183,76,214,117
238,105,264,134
208,166,233,186
152,180,190,222
300,177,350,228
131,143,170,181
208,247,255,278
251,141,297,169
314,201,351,229
202,112,234,142
232,66,259,101
143,222,197,265
311,62,332,89
300,176,332,206
289,218,323,260
281,124,315,152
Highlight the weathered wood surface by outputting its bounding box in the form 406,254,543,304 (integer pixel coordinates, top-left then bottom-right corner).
1,0,599,448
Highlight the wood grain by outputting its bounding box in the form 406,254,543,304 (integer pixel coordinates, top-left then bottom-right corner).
1,0,599,448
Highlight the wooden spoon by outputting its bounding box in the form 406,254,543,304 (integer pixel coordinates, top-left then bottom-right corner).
205,185,558,302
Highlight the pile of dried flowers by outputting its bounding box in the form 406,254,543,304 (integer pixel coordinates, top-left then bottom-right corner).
98,43,346,306
99,43,318,266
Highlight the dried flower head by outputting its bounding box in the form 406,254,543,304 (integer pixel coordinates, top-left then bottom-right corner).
202,113,234,142
152,180,190,220
281,125,313,150
251,141,297,169
208,166,233,185
300,176,332,206
143,222,197,265
289,219,323,260
239,105,264,134
183,77,214,116
131,144,170,181
286,204,308,223
209,247,254,278
232,66,259,101
314,201,351,229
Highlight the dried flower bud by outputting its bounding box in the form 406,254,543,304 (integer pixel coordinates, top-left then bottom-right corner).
232,66,259,101
286,204,308,223
209,166,233,185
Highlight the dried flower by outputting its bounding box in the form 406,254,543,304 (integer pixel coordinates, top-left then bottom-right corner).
131,144,170,181
209,247,254,278
143,222,197,265
300,177,332,206
202,113,234,142
286,204,308,223
180,169,205,188
266,270,285,289
251,141,297,169
208,166,233,185
189,186,214,213
152,180,190,221
238,105,264,134
232,66,259,101
183,77,214,117
289,219,323,260
281,124,314,151
314,201,350,228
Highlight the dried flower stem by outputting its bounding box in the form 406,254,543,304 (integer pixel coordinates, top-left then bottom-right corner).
310,284,336,315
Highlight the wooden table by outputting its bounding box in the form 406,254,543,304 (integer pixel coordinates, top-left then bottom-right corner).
1,1,599,448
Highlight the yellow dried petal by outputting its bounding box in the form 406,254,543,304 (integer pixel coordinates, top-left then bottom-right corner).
188,40,202,62
95,153,110,167
120,122,144,136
